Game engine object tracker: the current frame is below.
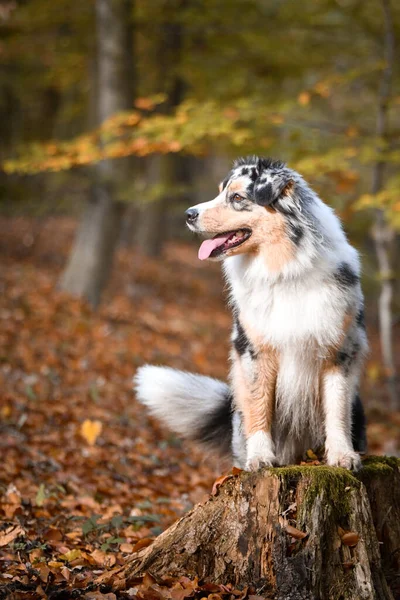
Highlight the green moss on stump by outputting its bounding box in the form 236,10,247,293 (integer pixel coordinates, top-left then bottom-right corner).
252,456,400,523
268,465,360,522
360,455,400,478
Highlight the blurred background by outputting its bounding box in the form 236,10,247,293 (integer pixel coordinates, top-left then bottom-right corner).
0,0,400,587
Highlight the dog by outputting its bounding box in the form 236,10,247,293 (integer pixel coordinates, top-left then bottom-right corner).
135,156,368,471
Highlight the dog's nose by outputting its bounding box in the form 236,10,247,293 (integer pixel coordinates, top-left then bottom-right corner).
185,208,199,224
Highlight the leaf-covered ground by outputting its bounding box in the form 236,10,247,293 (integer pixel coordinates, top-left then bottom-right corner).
0,217,399,600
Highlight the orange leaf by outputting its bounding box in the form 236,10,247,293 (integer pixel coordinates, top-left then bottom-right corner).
231,467,243,476
285,525,308,540
212,474,231,496
132,538,154,552
341,532,359,547
80,419,102,446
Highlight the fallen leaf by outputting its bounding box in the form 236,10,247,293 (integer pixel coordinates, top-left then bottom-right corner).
120,542,134,553
211,474,231,495
59,549,82,562
0,525,25,547
90,549,116,567
231,467,243,476
132,538,154,552
306,449,318,460
341,532,360,547
38,565,50,583
285,524,308,540
80,419,103,446
36,483,46,507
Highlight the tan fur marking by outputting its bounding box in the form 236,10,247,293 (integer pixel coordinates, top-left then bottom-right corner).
258,208,293,272
231,344,278,439
247,347,278,436
228,179,247,194
282,179,294,196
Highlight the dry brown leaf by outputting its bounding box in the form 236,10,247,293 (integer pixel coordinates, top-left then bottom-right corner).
231,467,243,476
211,474,231,496
38,565,50,583
285,524,308,540
120,542,134,553
341,532,360,547
90,549,116,567
132,537,154,552
0,525,24,547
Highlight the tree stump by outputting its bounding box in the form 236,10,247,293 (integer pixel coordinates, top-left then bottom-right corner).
101,457,400,600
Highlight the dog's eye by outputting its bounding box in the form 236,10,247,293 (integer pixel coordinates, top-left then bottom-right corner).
231,193,244,202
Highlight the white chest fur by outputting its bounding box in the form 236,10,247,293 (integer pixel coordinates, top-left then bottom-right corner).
224,254,347,351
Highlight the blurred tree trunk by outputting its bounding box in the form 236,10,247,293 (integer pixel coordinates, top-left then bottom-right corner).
59,0,134,307
137,1,187,257
136,153,188,256
371,0,398,409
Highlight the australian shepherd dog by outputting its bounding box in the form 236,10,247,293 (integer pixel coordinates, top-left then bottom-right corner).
135,156,368,471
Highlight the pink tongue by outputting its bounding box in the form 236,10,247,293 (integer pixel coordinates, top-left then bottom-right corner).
198,234,232,260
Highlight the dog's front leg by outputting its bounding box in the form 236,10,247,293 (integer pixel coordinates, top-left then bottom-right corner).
231,349,278,471
322,367,362,471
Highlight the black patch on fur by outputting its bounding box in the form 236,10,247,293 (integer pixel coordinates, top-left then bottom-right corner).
356,307,366,330
220,175,230,191
334,341,361,375
351,394,367,453
334,263,359,287
233,155,286,171
254,182,275,206
233,317,256,358
289,225,304,245
240,167,249,176
195,391,234,456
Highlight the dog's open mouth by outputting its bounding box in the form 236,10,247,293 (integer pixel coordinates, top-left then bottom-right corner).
198,229,252,260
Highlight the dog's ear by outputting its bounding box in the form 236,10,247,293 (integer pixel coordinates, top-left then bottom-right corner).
253,173,294,207
218,175,230,194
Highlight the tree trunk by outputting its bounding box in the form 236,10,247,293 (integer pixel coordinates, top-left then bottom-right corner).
136,0,187,257
371,0,398,409
136,153,187,257
59,0,134,308
97,457,400,600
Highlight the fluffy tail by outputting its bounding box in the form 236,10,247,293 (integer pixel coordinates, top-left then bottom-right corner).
134,365,233,459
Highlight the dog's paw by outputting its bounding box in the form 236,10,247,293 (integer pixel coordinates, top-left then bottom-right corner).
246,431,276,472
246,454,276,471
326,449,362,471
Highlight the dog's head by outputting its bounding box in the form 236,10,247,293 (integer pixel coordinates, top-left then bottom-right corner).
186,156,306,270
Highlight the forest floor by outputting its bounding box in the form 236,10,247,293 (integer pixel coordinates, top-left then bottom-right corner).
0,217,399,600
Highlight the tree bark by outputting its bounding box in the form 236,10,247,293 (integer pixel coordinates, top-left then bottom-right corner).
136,0,188,257
98,457,400,600
371,0,398,409
59,0,134,308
